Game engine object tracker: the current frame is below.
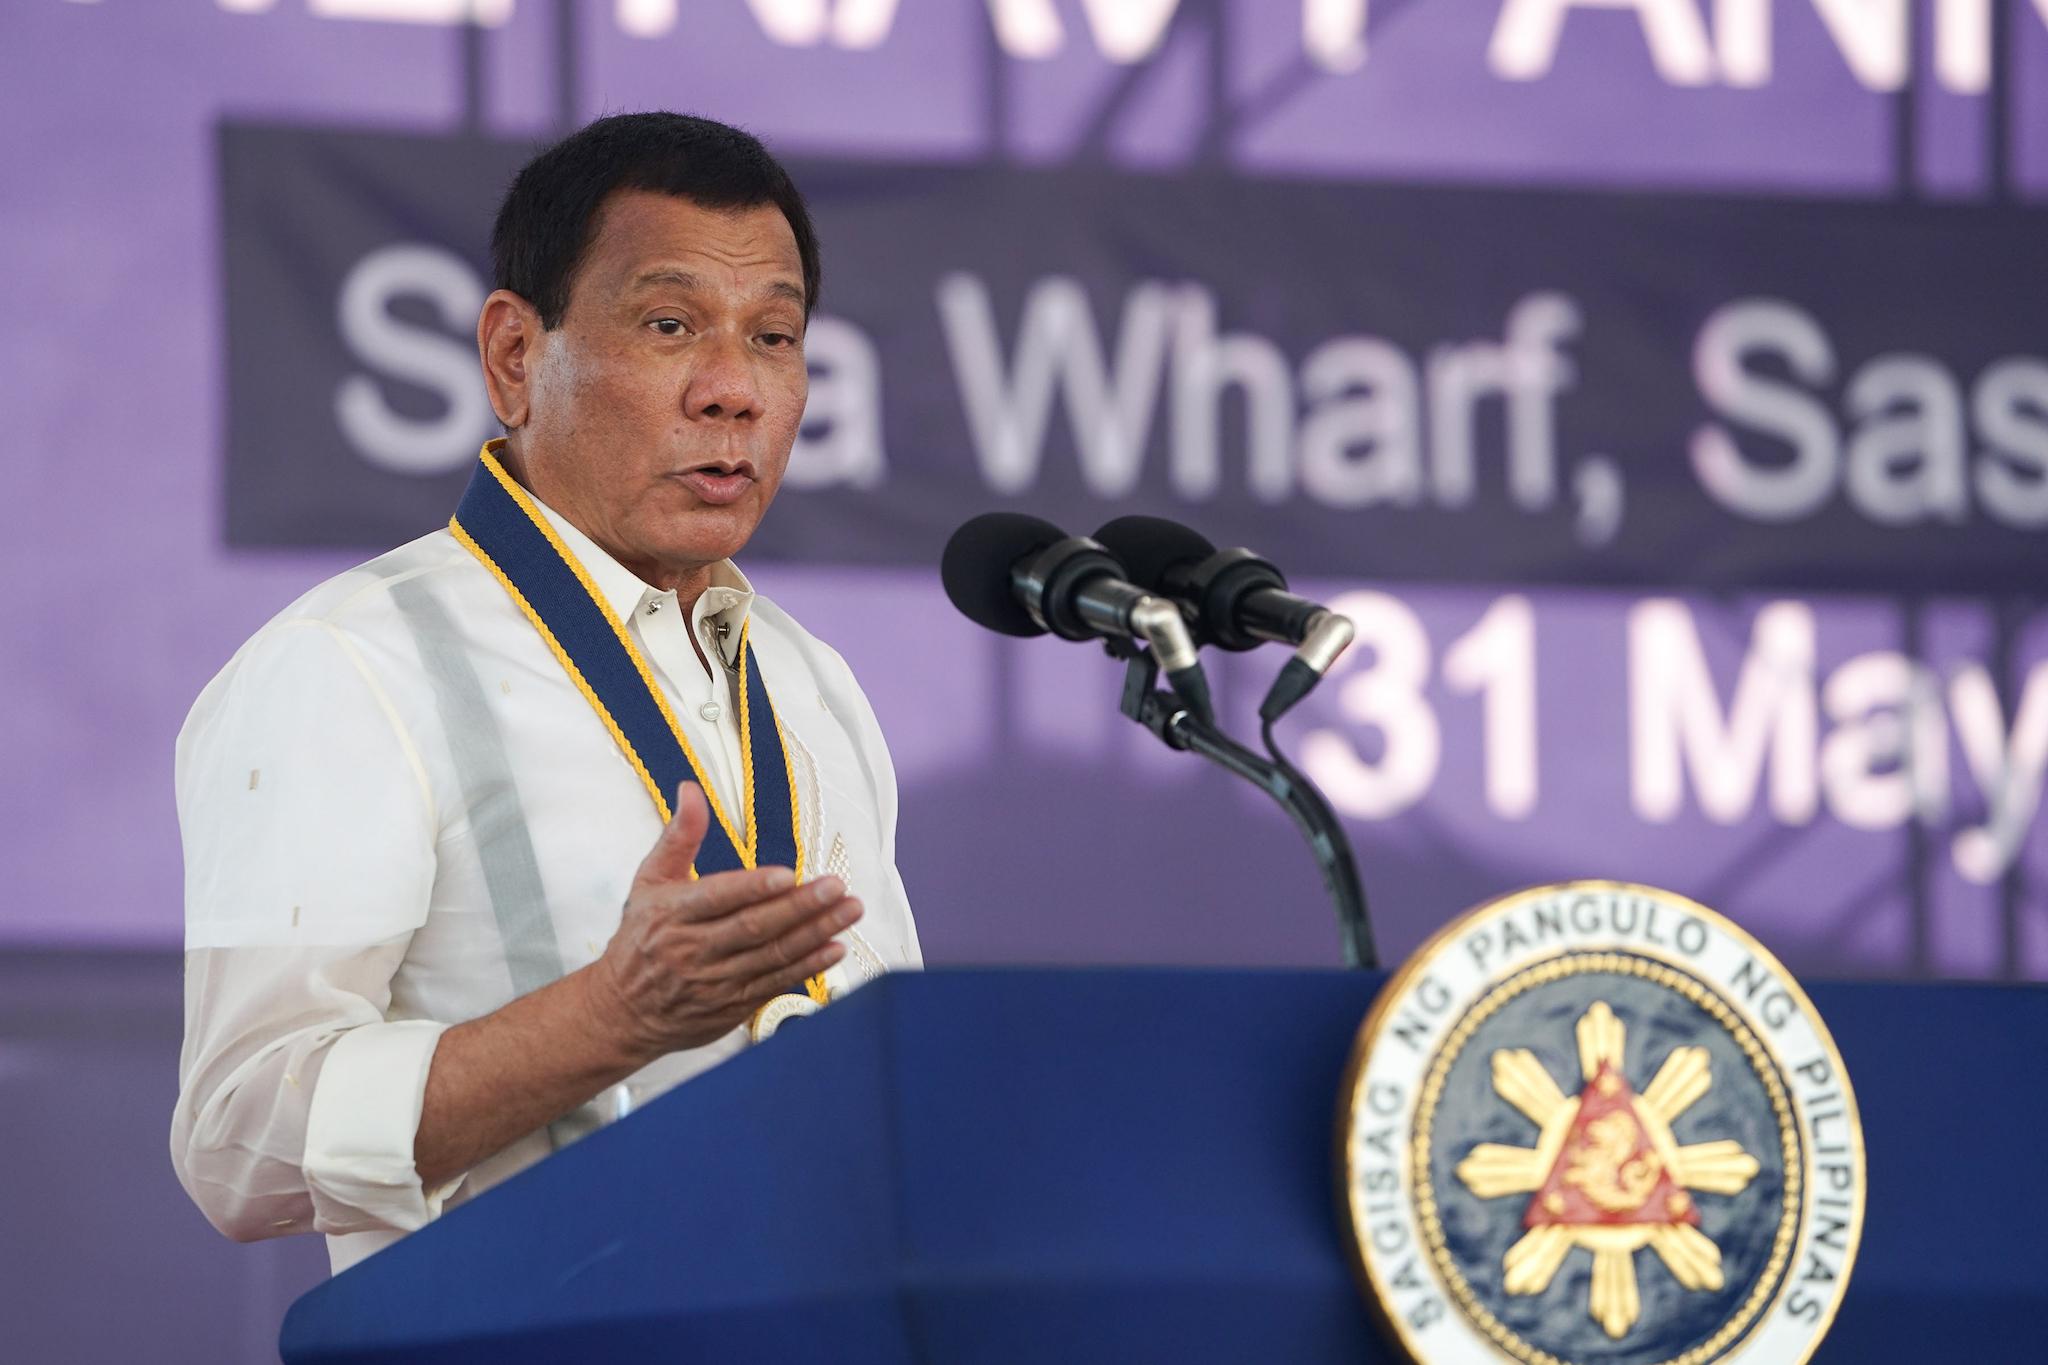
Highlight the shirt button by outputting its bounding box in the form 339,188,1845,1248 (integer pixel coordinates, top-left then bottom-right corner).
699,702,723,722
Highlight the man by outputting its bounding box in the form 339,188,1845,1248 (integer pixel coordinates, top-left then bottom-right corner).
172,112,920,1273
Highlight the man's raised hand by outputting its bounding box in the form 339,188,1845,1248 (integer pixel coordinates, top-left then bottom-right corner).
588,782,861,1059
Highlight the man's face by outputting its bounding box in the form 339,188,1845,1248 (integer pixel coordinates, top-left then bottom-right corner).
505,190,808,580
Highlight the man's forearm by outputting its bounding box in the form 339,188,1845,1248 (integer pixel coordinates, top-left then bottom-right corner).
412,964,651,1190
408,788,857,1194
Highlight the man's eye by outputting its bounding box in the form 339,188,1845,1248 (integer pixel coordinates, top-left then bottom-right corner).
650,318,685,336
761,332,797,348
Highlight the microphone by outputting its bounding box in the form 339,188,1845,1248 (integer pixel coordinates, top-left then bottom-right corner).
1093,515,1355,721
941,512,1213,723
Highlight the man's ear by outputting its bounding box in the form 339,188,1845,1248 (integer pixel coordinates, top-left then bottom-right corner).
478,290,543,429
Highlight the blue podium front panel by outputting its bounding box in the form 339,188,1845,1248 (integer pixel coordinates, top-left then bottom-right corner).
1809,982,2047,1360
280,970,2046,1364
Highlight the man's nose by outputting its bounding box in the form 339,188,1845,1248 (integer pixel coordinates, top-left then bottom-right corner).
682,334,762,421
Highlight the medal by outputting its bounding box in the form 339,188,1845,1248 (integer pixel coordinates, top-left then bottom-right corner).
746,991,822,1041
451,442,831,1035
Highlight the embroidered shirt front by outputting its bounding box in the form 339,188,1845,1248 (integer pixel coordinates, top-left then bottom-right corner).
171,493,920,1274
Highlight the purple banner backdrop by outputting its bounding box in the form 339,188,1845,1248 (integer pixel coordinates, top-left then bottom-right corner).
5,0,2048,987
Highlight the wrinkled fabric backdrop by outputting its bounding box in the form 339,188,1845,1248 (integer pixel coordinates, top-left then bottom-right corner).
1,2,2045,1360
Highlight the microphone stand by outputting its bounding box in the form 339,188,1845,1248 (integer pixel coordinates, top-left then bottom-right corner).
1115,646,1379,970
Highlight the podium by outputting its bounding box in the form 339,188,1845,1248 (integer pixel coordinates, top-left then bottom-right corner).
281,969,2045,1363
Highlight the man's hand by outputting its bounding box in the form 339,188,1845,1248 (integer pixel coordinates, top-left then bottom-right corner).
414,783,861,1187
587,783,862,1060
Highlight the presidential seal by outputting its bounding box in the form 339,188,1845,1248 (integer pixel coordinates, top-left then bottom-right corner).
1338,882,1864,1365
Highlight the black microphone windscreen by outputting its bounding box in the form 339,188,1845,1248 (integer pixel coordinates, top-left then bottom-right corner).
941,511,1068,637
1093,515,1215,591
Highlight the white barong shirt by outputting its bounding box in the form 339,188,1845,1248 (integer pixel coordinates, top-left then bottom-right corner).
171,495,920,1272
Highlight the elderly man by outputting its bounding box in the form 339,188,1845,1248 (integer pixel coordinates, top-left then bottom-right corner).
172,112,920,1272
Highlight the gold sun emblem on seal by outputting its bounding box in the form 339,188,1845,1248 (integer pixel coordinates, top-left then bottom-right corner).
1455,1001,1762,1340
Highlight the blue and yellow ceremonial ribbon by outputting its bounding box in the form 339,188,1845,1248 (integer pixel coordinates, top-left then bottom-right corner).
451,443,824,1007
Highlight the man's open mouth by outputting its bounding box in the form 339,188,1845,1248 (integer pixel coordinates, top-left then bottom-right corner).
674,463,757,505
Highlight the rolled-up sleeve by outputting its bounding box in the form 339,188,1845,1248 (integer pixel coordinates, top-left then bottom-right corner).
171,617,449,1241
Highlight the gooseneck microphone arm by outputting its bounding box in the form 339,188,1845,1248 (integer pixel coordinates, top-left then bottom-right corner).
1252,708,1374,968
1117,650,1379,970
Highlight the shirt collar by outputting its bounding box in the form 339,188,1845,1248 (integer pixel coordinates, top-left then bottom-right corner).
521,483,757,665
